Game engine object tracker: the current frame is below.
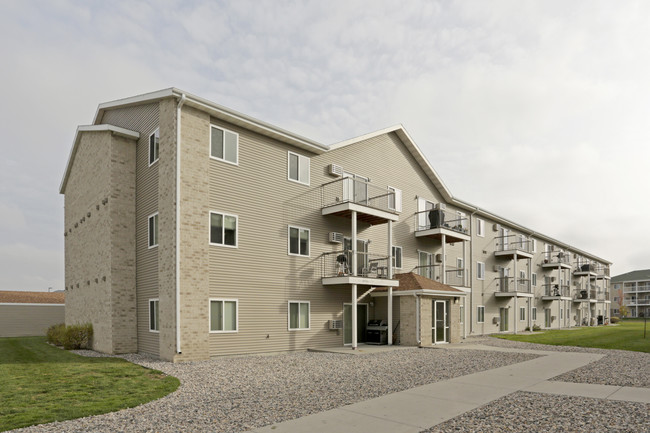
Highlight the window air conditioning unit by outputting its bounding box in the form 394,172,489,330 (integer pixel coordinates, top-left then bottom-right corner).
435,203,447,210
551,276,556,282
328,163,343,177
329,232,343,244
492,317,500,325
329,319,343,330
493,223,500,232
493,265,500,272
435,253,443,263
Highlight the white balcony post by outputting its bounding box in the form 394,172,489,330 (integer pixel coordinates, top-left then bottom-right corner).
387,220,393,346
352,210,357,349
441,234,446,284
462,240,466,286
514,254,518,291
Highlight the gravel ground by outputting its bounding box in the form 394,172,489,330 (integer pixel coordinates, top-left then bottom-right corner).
475,337,650,388
423,391,649,433
11,348,538,433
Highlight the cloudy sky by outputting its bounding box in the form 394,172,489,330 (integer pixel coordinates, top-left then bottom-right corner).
1,0,648,291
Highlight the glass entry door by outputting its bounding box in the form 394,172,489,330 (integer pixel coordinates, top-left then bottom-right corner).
432,300,449,343
343,303,368,345
499,307,509,331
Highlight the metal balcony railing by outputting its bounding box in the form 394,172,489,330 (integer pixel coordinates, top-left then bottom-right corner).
499,277,532,293
574,263,596,273
445,268,469,287
543,251,571,265
321,178,396,214
412,264,442,281
592,264,610,277
495,237,532,253
543,284,570,297
414,209,469,235
321,250,391,279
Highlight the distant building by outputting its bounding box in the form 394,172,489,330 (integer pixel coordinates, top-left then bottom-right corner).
611,270,650,318
0,291,65,337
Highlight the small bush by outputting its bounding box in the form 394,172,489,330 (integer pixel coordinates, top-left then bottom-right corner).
46,323,66,346
63,323,93,350
610,316,620,324
532,324,541,332
524,326,530,331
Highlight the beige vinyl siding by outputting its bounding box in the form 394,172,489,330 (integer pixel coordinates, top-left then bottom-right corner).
103,103,160,356
0,304,65,337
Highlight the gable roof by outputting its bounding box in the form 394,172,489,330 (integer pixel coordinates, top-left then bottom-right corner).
0,291,65,304
612,269,650,283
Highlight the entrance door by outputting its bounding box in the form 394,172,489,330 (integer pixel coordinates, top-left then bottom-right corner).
432,300,449,343
343,172,368,204
499,307,509,331
545,308,552,327
343,303,368,345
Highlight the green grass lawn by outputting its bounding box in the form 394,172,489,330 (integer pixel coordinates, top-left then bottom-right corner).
0,337,179,432
495,319,650,353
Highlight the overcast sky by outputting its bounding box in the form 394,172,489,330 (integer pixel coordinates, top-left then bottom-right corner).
1,0,648,291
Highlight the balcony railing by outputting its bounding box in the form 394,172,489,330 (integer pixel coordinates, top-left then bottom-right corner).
499,277,531,293
321,178,396,214
574,263,596,274
445,268,469,287
412,264,442,281
575,289,590,300
414,209,469,235
495,237,532,253
321,250,391,279
592,264,610,277
625,298,650,306
543,284,570,297
543,251,571,266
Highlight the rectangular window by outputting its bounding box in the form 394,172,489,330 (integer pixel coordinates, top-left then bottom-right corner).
477,261,485,280
210,212,238,247
476,218,485,237
149,299,159,332
148,213,158,248
288,151,310,185
392,246,402,269
418,251,433,279
288,226,309,256
532,273,537,286
387,186,402,212
560,308,563,319
477,306,485,323
459,305,464,324
531,238,537,252
210,125,238,165
210,299,238,332
532,307,537,321
457,258,463,277
288,301,310,330
149,128,159,166
520,307,525,321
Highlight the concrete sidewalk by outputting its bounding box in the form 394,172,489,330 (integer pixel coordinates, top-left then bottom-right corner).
251,345,650,433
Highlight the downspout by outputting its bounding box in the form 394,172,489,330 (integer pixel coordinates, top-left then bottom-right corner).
176,93,186,354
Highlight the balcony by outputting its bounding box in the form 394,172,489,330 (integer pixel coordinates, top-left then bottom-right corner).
625,297,650,306
573,263,597,277
590,264,611,280
494,237,534,260
321,250,399,287
542,284,571,301
414,209,470,243
410,265,469,288
321,178,399,225
494,277,534,298
541,251,572,269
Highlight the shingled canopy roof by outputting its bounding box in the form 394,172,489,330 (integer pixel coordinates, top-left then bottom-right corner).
375,272,466,295
0,291,65,304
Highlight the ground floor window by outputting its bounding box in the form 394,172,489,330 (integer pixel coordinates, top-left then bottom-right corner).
532,307,537,321
477,305,485,323
520,306,525,321
459,305,464,324
210,299,238,332
288,301,310,330
149,299,159,332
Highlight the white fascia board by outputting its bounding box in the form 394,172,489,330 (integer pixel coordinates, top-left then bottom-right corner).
59,124,140,194
328,124,454,202
371,289,466,298
451,196,612,266
93,88,328,155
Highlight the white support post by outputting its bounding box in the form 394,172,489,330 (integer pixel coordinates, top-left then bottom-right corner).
514,253,518,335
387,220,393,346
352,210,357,349
462,240,466,287
441,234,446,283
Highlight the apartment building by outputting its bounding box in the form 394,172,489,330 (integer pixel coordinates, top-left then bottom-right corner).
60,88,611,361
611,270,650,318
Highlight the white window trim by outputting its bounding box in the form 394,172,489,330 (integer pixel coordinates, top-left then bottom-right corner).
532,272,537,286
477,305,485,323
148,128,159,167
477,261,485,280
287,151,310,186
209,124,239,166
288,225,310,257
531,238,537,253
532,307,537,321
209,298,239,333
387,186,402,212
149,298,159,333
288,300,310,331
209,211,239,248
392,245,403,269
459,305,464,324
520,306,526,321
476,218,485,237
148,212,158,249
457,257,464,277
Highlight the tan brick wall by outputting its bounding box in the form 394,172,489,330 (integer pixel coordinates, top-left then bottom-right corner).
399,296,417,346
449,298,461,343
420,296,432,345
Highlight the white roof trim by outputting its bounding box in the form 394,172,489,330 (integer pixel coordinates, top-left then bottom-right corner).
93,88,328,154
59,125,140,194
371,289,466,298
